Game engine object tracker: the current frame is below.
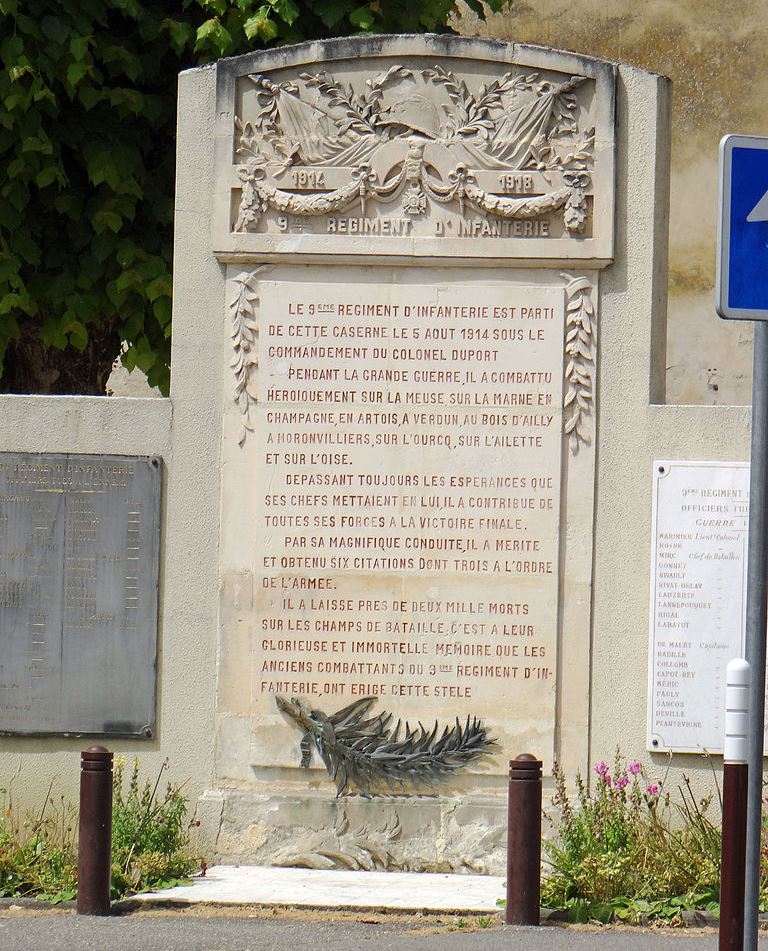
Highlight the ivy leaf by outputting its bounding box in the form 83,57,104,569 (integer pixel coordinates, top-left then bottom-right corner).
270,0,299,25
65,319,89,351
0,257,18,283
6,157,25,178
0,292,23,315
121,346,138,372
162,19,195,53
21,134,53,155
91,210,123,234
100,45,143,82
1,35,24,64
3,181,28,212
195,17,233,53
66,60,90,87
35,165,61,188
198,0,228,13
4,91,28,111
69,36,91,61
109,88,146,116
145,274,171,302
40,15,69,45
110,0,143,16
243,7,279,41
313,0,351,28
146,359,170,394
153,296,172,329
78,84,105,110
132,335,157,374
85,150,117,188
349,5,375,29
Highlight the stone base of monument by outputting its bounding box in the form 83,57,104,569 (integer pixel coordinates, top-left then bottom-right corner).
125,864,505,912
195,790,507,875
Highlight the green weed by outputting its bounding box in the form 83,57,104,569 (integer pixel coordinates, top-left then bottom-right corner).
0,758,198,903
110,757,198,897
542,752,723,924
0,782,77,902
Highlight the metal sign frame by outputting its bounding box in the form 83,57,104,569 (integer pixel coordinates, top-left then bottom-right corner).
716,133,768,320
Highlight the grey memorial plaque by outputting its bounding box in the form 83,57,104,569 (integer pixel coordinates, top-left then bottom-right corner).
0,453,161,737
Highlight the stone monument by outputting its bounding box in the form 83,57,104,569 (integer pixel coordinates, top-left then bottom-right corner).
179,35,615,872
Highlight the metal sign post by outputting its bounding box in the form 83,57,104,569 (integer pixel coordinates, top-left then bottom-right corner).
716,133,768,951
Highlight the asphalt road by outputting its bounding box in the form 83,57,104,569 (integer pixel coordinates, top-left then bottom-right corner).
0,910,759,951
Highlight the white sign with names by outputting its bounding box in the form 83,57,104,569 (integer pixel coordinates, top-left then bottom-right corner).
647,461,751,753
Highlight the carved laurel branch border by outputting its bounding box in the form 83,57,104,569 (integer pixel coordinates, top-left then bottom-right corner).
230,267,270,446
230,269,597,452
561,272,597,454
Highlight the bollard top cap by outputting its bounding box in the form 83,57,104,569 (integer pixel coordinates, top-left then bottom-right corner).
81,745,113,765
726,658,751,686
509,754,542,778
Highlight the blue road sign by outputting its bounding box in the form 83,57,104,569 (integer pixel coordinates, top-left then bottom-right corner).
717,135,768,320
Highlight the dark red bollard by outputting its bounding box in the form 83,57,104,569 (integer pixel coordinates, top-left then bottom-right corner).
506,754,542,926
77,745,113,915
719,762,748,951
718,657,750,951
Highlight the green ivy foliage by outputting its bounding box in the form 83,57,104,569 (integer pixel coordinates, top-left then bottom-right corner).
0,0,504,394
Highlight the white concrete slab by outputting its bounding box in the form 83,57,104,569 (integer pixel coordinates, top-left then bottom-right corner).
134,865,506,912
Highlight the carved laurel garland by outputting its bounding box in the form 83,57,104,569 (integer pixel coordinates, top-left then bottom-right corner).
234,159,588,234
561,272,597,454
230,269,268,446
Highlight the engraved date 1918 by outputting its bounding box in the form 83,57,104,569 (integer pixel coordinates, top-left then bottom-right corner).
499,173,535,192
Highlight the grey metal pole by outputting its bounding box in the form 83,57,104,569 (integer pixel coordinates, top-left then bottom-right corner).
743,319,768,951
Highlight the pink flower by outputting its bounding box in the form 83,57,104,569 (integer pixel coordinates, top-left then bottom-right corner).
646,783,659,798
614,774,629,790
628,761,641,775
603,774,612,787
593,760,609,777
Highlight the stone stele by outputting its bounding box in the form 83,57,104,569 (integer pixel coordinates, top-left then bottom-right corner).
170,34,655,873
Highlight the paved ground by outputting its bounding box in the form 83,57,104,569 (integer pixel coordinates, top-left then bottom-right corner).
2,866,766,950
0,908,747,951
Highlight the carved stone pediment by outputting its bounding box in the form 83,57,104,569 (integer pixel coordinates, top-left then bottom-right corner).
212,36,616,263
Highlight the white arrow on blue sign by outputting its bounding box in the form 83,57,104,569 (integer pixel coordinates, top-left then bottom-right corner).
716,134,768,320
